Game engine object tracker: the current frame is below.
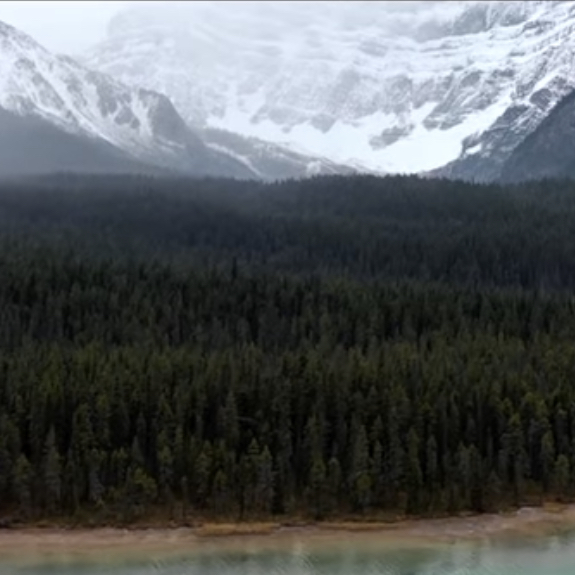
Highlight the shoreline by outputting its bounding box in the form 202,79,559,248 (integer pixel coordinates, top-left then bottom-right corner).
1,504,575,563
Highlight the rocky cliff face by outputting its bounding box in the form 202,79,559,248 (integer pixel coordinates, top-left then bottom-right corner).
84,1,575,180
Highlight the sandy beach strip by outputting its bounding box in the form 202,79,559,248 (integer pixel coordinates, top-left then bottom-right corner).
0,504,574,564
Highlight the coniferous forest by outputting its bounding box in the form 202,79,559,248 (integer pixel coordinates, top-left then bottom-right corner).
2,173,575,524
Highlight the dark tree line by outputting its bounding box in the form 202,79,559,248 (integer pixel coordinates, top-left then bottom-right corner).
0,173,575,523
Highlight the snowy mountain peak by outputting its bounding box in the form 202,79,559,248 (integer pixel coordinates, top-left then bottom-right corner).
85,0,575,180
0,17,189,159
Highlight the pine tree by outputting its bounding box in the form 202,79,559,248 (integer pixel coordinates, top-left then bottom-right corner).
308,454,327,520
43,426,62,514
13,455,33,518
405,428,423,514
350,424,372,513
552,455,570,501
257,446,274,516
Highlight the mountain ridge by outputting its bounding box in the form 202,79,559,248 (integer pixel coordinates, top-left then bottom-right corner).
0,18,258,178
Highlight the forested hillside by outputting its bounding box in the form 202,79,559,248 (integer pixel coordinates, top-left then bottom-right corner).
1,173,575,524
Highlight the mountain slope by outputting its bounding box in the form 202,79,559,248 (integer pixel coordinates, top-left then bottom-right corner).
0,106,156,177
201,128,356,180
0,19,255,178
498,88,575,183
85,1,575,180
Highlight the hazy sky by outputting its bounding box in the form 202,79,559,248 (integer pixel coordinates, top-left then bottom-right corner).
0,1,129,54
0,1,459,55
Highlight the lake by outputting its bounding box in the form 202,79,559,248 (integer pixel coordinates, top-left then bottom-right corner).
1,529,574,575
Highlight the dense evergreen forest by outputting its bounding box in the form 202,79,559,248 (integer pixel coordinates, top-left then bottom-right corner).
1,173,575,524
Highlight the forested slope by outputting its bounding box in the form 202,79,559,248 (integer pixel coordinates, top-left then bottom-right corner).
1,173,575,524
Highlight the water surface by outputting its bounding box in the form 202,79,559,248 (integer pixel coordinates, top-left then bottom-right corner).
1,531,575,574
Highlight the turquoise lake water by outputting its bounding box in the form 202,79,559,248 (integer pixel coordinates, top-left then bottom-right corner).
1,531,574,574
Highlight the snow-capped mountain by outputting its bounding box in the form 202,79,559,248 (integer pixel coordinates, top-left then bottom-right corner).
0,18,353,180
84,0,575,181
0,19,260,178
